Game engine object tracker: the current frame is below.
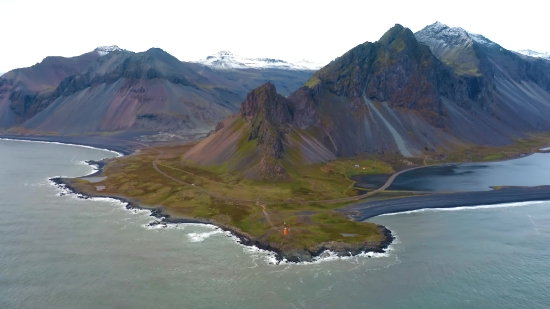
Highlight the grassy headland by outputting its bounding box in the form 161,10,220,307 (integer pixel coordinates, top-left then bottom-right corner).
64,143,395,262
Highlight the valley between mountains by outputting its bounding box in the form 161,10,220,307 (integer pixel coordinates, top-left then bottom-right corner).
7,22,550,262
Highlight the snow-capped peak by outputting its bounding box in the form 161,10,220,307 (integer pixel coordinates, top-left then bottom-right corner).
195,51,323,71
416,22,498,49
516,49,550,61
94,45,125,56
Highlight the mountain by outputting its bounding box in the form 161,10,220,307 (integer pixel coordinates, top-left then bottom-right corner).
183,82,335,180
194,51,323,71
188,51,322,96
0,47,250,135
0,48,321,136
516,49,550,61
186,23,550,167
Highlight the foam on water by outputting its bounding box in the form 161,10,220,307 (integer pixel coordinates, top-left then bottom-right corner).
187,230,225,242
379,200,548,217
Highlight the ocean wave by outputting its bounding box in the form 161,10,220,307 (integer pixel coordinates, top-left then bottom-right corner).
0,137,123,157
379,200,548,217
187,230,225,242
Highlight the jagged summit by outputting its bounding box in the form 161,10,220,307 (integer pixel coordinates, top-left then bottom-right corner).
194,51,323,71
94,45,125,56
240,82,292,123
516,49,550,61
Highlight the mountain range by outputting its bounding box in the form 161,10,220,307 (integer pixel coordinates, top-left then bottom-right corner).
0,47,316,136
183,22,550,179
2,22,550,167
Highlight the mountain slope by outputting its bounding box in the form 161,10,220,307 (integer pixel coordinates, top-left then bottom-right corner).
0,48,251,134
0,51,100,128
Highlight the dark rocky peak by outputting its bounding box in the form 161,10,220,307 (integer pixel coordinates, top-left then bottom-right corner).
240,82,292,125
314,23,443,104
145,47,169,55
240,82,293,159
378,24,419,49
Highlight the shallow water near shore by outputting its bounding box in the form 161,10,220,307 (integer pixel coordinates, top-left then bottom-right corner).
1,139,550,309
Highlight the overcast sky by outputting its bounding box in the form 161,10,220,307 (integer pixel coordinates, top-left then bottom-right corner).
0,0,548,72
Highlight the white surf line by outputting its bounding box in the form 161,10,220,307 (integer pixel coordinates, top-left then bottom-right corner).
362,94,412,157
0,137,124,157
527,214,540,234
378,201,548,217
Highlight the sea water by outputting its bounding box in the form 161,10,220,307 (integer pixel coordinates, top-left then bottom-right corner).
1,139,549,309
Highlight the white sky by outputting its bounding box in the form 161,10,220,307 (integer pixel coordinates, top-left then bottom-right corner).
0,0,548,73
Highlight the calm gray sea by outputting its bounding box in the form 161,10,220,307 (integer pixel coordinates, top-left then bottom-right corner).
1,139,549,309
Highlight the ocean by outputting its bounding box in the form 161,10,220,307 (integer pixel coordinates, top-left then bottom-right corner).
1,139,549,309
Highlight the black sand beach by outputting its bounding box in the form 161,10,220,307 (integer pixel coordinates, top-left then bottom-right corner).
339,186,550,221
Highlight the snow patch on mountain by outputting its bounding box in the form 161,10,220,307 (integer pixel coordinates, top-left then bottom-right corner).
516,49,550,61
94,45,125,56
415,21,500,50
195,51,323,70
467,32,498,47
415,21,473,49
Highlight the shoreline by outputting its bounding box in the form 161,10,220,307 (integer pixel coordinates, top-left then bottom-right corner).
0,135,137,156
50,176,394,263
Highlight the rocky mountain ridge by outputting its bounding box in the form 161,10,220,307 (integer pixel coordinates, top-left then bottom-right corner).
185,22,550,173
0,48,316,135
